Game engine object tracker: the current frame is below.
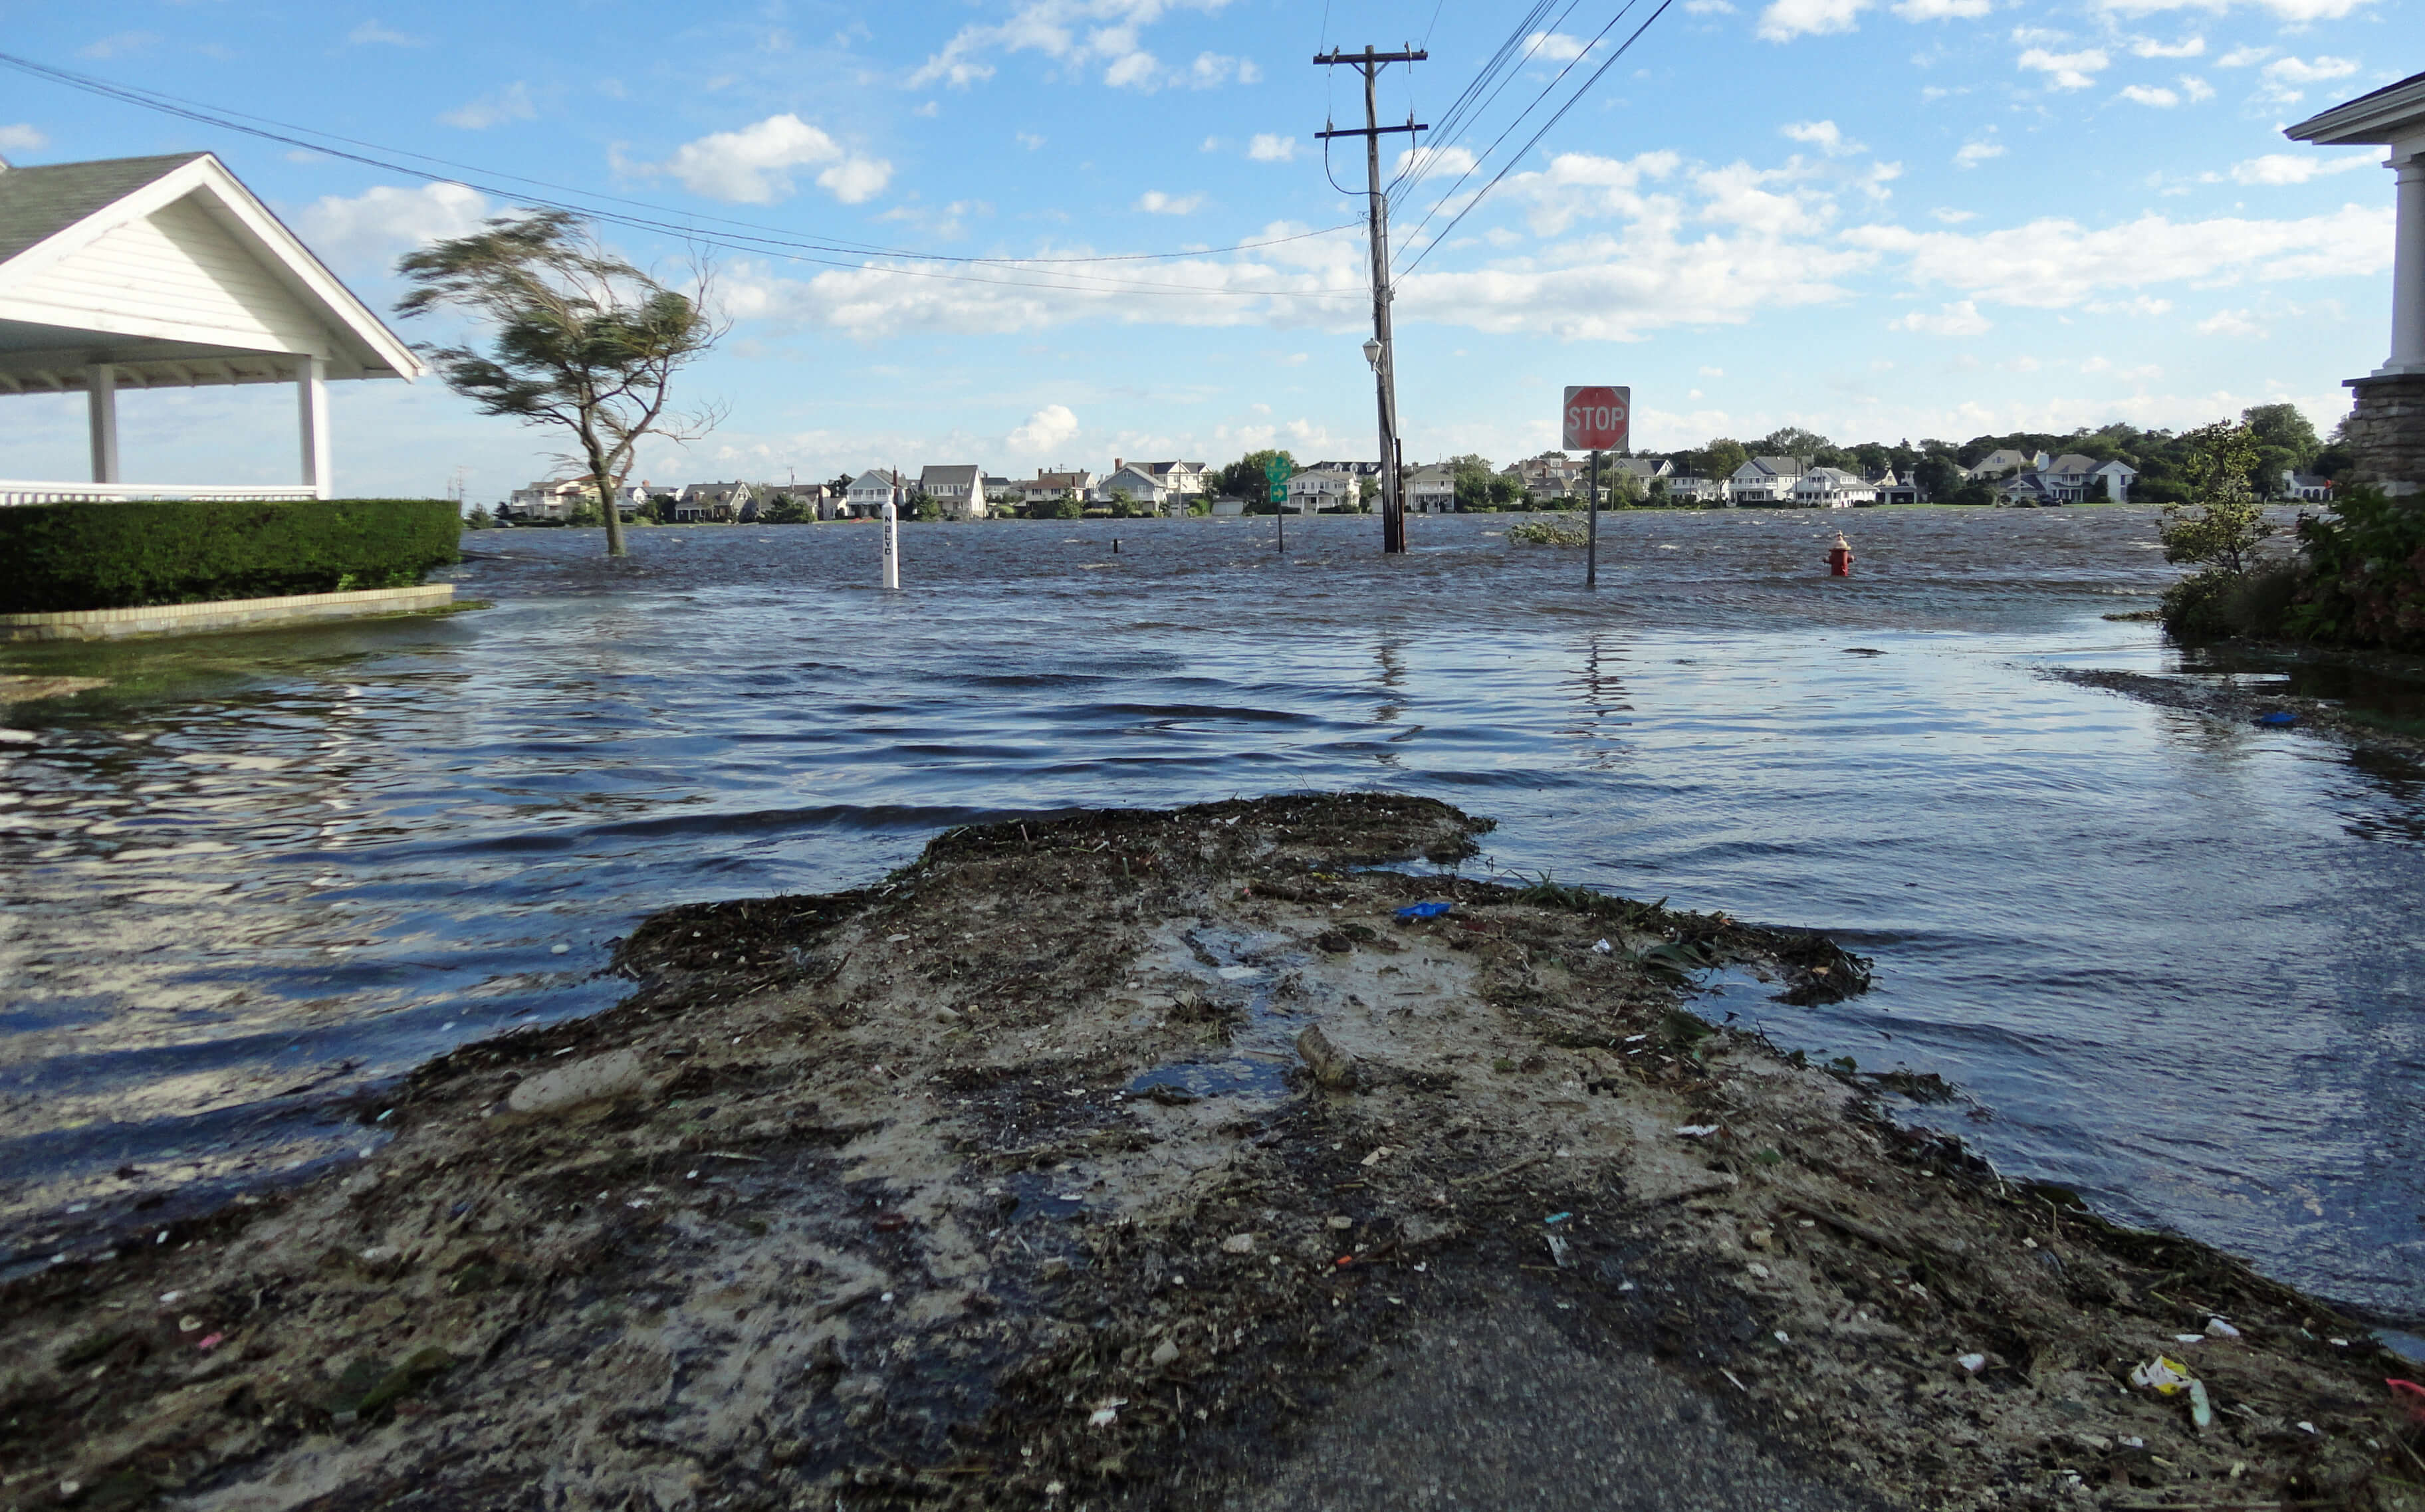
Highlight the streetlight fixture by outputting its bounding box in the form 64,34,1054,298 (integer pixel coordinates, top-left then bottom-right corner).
1363,336,1383,370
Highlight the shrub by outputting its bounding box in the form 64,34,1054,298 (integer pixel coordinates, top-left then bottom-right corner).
2282,486,2425,651
1508,518,1586,547
2160,562,2299,639
0,498,461,613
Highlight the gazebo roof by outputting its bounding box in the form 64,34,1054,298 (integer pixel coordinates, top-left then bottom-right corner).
0,151,422,395
2283,70,2425,147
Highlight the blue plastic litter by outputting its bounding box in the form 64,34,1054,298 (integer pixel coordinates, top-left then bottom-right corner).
2255,710,2299,727
1397,901,1452,919
1545,1212,1572,1225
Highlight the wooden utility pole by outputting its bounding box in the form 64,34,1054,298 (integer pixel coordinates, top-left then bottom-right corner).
1316,46,1425,555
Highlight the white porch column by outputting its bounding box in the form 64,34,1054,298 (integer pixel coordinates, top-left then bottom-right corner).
2384,145,2425,377
295,355,331,498
86,363,120,485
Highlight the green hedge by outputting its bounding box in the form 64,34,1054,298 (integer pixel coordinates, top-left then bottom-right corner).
0,498,461,613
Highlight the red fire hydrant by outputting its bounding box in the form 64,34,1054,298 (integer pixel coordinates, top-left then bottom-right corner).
1827,533,1854,578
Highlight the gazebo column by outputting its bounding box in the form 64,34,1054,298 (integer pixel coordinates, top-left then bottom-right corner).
86,362,120,485
294,355,330,499
2386,146,2425,377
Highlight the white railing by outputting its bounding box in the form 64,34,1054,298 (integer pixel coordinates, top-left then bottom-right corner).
0,481,322,506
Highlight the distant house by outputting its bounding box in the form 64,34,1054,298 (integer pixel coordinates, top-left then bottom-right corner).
1966,449,2048,482
983,474,1014,498
1209,497,1249,516
1996,471,2065,506
844,469,907,518
1096,464,1169,510
674,481,756,522
2283,471,2333,502
767,482,837,519
1405,465,1458,514
2090,459,2137,502
1868,469,1925,506
1611,457,1673,489
1286,469,1355,512
1507,453,1581,500
1728,456,1809,504
919,463,990,518
1022,468,1094,507
1137,461,1212,498
1791,467,1875,508
506,476,645,520
1663,474,1726,504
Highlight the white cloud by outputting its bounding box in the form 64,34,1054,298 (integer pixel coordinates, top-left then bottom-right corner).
1248,133,1299,163
2130,34,2204,55
1683,0,1738,13
908,0,1244,92
1699,366,1726,376
1930,207,1978,223
1018,132,1047,150
2217,45,2272,66
1891,299,1993,335
292,182,489,272
2180,74,2216,100
1782,120,1863,156
2097,0,2369,22
1135,190,1204,214
440,82,536,130
2196,308,2267,336
347,19,423,46
1526,31,1597,60
78,32,160,60
2230,150,2378,183
2121,84,2182,105
1954,141,2006,168
1843,203,2392,308
2262,53,2358,83
657,114,892,205
1892,0,1993,19
0,124,48,155
1006,403,1082,455
2020,47,2111,89
1758,0,1869,40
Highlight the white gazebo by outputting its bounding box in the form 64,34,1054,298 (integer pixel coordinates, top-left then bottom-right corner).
2287,70,2425,495
0,151,422,506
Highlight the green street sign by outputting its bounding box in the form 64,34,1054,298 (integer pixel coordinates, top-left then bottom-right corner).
1264,457,1290,504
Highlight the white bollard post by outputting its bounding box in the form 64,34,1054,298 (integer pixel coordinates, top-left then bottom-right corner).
881,502,900,590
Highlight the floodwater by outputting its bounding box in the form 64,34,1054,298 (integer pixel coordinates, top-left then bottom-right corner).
1,508,2419,1324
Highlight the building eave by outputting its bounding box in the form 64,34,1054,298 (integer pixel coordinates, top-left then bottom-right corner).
2284,71,2425,146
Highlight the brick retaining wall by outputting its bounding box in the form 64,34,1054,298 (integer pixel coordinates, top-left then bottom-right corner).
2345,374,2425,497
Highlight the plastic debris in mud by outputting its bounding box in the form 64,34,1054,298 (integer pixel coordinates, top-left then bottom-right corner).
1396,901,1452,919
1956,1352,1988,1374
2390,1378,2425,1425
2255,710,2298,727
2130,1355,2214,1428
1674,1125,1721,1138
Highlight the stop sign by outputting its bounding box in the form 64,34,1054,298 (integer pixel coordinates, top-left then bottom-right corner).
1562,385,1630,451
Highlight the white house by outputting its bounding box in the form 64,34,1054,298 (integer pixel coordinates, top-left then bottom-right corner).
1663,474,1726,504
0,151,423,505
1138,460,1211,498
1405,465,1458,514
1966,449,2048,482
673,481,758,522
919,463,988,518
842,469,907,518
1094,464,1169,510
1286,469,1355,512
1506,453,1582,500
506,476,648,520
2090,459,2137,501
1728,456,1809,504
1790,467,1876,508
2283,471,2334,502
1867,469,1925,506
1022,468,1094,507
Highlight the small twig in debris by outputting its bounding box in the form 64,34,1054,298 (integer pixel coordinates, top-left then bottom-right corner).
1453,1152,1548,1188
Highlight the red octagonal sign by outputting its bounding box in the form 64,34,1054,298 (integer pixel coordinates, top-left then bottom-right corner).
1562,385,1630,452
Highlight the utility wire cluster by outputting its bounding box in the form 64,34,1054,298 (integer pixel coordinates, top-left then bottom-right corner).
0,50,1367,305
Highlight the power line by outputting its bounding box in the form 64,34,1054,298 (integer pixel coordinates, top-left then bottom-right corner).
0,51,1364,291
1385,0,1572,201
1399,0,1677,277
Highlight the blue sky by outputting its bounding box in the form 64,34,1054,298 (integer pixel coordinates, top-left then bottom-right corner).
0,0,2411,498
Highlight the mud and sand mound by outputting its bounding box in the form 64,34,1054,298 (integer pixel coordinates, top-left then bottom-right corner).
2,794,2415,1511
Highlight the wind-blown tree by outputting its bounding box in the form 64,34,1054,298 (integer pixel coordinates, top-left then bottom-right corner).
396,211,724,558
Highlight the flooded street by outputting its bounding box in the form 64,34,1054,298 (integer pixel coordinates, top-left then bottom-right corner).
2,506,2419,1324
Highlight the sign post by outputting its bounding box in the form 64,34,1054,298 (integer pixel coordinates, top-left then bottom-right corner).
1265,457,1291,554
1563,387,1629,591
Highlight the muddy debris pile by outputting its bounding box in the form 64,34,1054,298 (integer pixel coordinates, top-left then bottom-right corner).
1,794,2416,1511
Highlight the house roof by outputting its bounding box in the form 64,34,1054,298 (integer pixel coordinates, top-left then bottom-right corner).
2093,459,2137,475
1799,467,1861,485
2047,454,2100,475
848,469,905,488
2284,71,2425,146
0,152,422,394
